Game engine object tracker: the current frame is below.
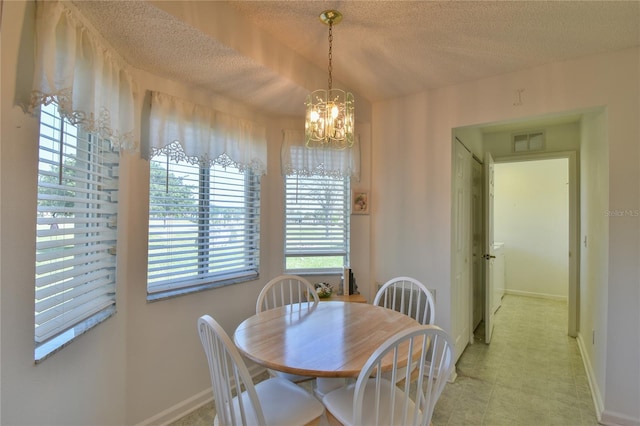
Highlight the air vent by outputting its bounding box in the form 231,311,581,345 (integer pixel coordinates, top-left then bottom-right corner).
513,131,545,153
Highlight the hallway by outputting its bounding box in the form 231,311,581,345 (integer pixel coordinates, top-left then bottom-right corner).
433,294,597,425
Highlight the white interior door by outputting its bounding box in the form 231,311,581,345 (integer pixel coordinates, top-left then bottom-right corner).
452,140,472,360
484,152,495,344
471,159,484,330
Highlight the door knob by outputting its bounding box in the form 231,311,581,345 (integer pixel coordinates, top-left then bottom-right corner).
482,254,496,260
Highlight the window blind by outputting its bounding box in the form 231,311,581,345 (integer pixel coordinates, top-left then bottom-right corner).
284,175,350,272
147,150,260,298
35,103,118,361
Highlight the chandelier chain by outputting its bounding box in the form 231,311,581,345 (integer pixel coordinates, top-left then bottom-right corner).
328,22,333,91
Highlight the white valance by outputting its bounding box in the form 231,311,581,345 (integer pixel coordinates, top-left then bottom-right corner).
148,91,267,176
281,129,360,180
30,0,139,152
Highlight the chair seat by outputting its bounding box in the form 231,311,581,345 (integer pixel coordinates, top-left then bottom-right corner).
322,378,421,426
216,376,324,426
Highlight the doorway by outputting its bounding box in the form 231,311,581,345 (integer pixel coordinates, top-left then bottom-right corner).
454,118,581,359
494,158,570,301
490,152,578,338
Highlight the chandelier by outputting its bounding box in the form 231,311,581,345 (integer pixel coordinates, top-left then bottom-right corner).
305,10,355,150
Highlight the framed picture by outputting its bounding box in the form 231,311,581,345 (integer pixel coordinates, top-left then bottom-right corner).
352,190,369,215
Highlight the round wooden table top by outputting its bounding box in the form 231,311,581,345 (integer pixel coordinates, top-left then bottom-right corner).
233,301,420,378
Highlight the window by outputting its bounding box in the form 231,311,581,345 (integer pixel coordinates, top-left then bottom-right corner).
147,148,260,299
285,175,350,273
35,103,119,362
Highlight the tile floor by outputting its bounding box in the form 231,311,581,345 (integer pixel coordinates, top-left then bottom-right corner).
172,294,598,426
432,294,597,426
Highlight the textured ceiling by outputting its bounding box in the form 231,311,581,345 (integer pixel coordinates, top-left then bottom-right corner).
72,1,640,118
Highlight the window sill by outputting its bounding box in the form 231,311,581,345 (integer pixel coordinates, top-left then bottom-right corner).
147,272,258,302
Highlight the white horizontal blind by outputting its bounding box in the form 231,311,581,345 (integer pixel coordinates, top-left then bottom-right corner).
35,103,118,361
147,153,260,298
285,175,349,272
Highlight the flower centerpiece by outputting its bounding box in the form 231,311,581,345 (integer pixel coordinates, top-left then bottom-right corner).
314,282,333,298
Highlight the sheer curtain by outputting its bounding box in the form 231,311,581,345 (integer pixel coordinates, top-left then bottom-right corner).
280,129,360,180
29,0,139,152
148,91,267,175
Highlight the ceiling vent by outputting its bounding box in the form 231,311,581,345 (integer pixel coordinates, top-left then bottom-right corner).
513,131,545,153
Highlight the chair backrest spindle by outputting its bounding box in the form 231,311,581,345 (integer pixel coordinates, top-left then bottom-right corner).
256,274,319,313
374,276,435,325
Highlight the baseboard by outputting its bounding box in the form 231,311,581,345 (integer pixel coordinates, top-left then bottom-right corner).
503,289,567,302
577,332,640,426
576,332,604,423
135,388,213,426
422,360,457,383
600,410,640,426
136,365,267,426
448,366,458,383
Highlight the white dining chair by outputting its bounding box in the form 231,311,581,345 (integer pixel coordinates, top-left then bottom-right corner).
374,276,436,383
321,324,455,426
197,315,324,426
373,276,435,325
256,274,319,313
255,274,319,384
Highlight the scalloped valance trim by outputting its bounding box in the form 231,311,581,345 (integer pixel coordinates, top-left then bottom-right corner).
30,91,138,152
151,141,266,176
281,164,357,179
281,129,360,180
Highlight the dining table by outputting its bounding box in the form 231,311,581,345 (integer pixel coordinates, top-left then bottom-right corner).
233,301,421,395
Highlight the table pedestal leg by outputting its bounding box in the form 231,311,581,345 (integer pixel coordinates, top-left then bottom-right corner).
314,378,346,398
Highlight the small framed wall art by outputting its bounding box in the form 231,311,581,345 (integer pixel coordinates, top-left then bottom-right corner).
352,190,369,215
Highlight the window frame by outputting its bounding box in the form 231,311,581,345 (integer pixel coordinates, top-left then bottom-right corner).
284,174,350,275
146,150,261,300
34,103,119,362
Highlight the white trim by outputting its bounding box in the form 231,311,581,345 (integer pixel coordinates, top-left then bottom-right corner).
423,360,458,384
576,332,604,423
448,367,458,383
135,388,213,426
136,364,267,426
503,289,567,302
600,411,640,426
136,365,268,426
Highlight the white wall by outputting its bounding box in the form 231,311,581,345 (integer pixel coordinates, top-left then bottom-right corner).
372,48,639,424
494,159,569,300
0,3,373,425
1,2,128,424
483,121,581,158
579,109,609,415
